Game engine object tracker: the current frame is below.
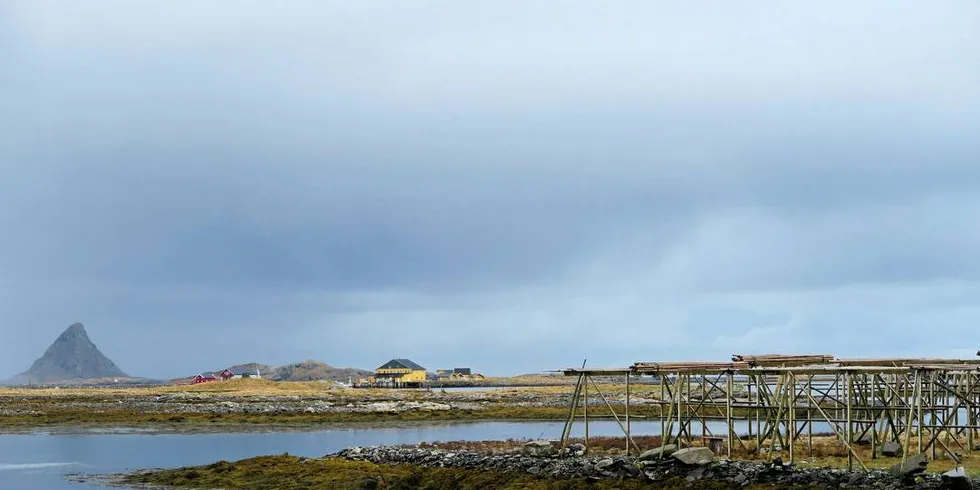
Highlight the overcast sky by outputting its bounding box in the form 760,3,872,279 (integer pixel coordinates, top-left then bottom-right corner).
2,1,980,379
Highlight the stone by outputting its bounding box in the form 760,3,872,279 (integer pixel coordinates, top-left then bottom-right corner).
686,467,706,481
521,440,556,457
567,443,586,457
638,444,678,461
888,453,928,478
880,441,902,457
671,447,714,466
941,467,972,490
594,458,615,472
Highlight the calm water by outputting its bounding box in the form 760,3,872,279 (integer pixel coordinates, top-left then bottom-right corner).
0,419,838,489
0,421,648,490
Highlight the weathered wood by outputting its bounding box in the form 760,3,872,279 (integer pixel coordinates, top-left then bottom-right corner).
587,376,641,454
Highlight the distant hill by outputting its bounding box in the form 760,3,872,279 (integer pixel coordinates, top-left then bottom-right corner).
272,360,371,383
174,360,371,384
226,362,276,377
6,323,131,385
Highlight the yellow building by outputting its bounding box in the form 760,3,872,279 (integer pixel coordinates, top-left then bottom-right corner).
374,359,427,387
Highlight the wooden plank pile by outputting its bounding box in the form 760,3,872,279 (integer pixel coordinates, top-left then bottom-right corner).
730,354,835,367
631,361,751,373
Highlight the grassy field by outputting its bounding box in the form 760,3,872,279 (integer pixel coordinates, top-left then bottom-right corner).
117,454,824,490
0,379,673,429
0,377,640,397
0,404,675,429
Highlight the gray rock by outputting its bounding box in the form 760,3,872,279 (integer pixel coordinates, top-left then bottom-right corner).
880,441,902,457
672,447,714,466
332,444,942,489
941,467,972,490
639,444,678,460
594,458,615,471
521,440,556,457
888,453,928,478
567,443,586,457
686,467,706,481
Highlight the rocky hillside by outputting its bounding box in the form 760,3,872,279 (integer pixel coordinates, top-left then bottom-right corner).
271,360,371,382
7,323,129,384
176,360,371,383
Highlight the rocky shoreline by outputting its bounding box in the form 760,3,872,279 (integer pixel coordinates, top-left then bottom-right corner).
335,444,977,489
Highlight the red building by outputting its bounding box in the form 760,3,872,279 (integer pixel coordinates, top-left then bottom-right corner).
191,372,218,384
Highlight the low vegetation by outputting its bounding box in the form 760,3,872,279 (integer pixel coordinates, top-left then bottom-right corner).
0,378,673,430
118,454,822,490
0,404,673,429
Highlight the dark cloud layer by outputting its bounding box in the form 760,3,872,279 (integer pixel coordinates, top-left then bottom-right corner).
2,1,980,378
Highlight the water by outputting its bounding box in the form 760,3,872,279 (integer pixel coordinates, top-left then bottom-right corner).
438,386,512,393
0,418,843,489
0,421,643,489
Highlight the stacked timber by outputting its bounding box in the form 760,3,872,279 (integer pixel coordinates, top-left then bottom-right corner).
632,361,750,373
731,354,834,367
836,358,980,367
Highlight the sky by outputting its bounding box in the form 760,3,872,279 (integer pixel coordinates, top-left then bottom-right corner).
2,1,980,379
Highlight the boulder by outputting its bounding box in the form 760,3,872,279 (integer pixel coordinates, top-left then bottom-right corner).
672,447,714,466
888,453,928,478
638,444,678,461
686,467,707,481
942,467,972,490
880,441,902,457
566,443,586,457
595,458,615,470
521,440,556,457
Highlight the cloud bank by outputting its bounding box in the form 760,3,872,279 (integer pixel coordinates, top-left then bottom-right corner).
2,1,979,378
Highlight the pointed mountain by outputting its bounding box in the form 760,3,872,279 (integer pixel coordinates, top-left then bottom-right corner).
8,323,129,384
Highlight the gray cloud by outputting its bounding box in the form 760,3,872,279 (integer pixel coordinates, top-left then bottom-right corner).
2,1,980,378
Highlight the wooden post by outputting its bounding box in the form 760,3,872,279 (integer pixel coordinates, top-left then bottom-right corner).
929,371,936,460
807,374,813,457
584,374,589,451
846,371,853,470
837,374,842,426
871,374,878,460
918,372,924,455
589,377,641,454
801,388,870,471
676,374,684,444
686,374,692,440
747,376,754,442
969,374,975,454
902,371,920,469
701,374,707,443
559,373,585,454
626,372,631,455
789,373,795,464
727,372,734,458
755,375,762,453
660,375,669,454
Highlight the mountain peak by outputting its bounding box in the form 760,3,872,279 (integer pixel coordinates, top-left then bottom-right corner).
59,322,90,340
10,323,128,384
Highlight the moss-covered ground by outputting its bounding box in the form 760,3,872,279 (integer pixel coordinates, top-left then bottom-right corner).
118,455,825,490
